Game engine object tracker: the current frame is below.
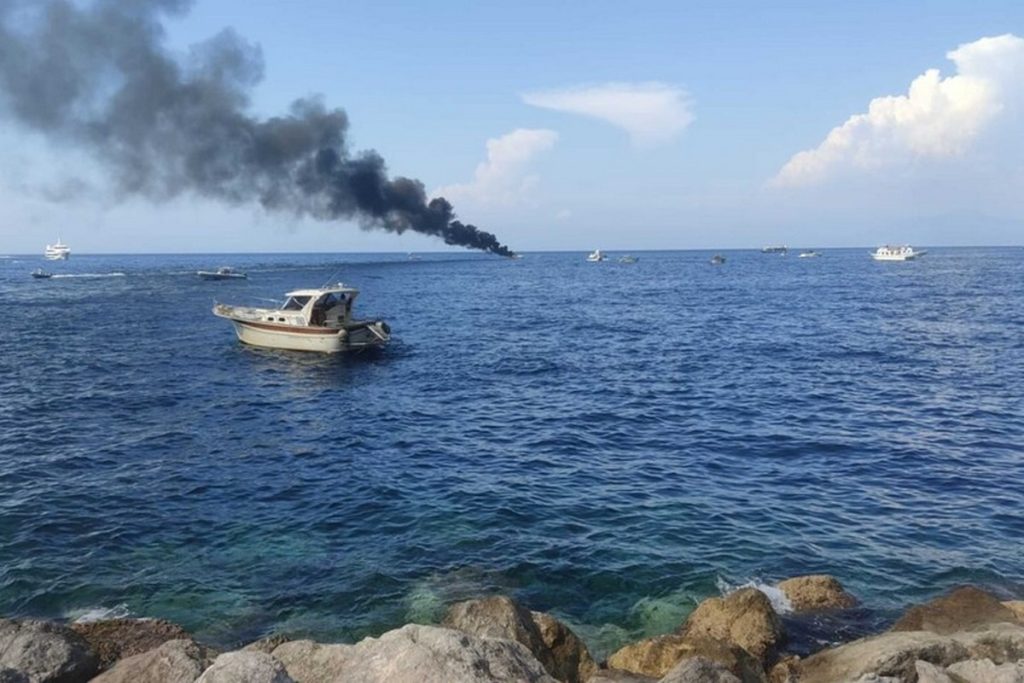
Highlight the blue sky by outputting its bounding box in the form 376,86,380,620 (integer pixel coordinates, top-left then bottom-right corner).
1,0,1022,253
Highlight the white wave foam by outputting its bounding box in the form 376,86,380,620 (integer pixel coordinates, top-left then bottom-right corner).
51,272,127,279
715,575,793,614
66,603,132,623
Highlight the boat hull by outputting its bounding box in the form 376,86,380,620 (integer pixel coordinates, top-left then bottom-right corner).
225,318,388,353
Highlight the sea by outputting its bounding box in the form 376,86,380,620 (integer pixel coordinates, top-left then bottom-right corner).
1,248,1022,656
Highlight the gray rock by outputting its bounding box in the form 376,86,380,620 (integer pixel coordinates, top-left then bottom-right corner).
947,658,1024,683
914,660,954,683
957,622,1024,662
275,624,556,683
795,630,969,683
196,651,293,683
585,670,657,682
0,619,98,683
658,657,742,683
0,669,29,683
443,596,596,682
90,639,214,683
242,634,291,655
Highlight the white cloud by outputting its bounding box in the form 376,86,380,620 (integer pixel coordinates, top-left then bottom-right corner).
772,34,1024,188
435,128,558,206
522,82,693,146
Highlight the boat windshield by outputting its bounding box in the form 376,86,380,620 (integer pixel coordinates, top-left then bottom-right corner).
282,295,311,311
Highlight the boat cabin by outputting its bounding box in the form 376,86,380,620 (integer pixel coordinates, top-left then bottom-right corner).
280,285,359,327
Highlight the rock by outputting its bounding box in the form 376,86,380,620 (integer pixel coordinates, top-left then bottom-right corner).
242,634,291,655
70,618,190,670
957,622,1024,663
90,638,214,683
947,658,1024,683
891,586,1018,634
271,641,352,683
776,576,856,612
766,656,799,683
442,596,595,682
914,660,954,683
794,630,969,683
659,657,742,683
679,588,783,666
0,618,98,683
1004,602,1024,623
0,669,29,683
196,651,294,683
606,634,764,682
530,610,598,683
584,671,657,682
275,624,557,683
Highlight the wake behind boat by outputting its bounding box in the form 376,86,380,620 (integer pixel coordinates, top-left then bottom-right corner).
213,283,390,353
198,266,247,280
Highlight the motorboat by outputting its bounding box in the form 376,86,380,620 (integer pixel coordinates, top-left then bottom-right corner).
872,245,925,261
798,250,822,258
761,245,788,254
213,283,390,353
710,254,726,265
44,238,70,260
31,268,52,279
586,249,606,262
197,266,247,280
618,255,638,264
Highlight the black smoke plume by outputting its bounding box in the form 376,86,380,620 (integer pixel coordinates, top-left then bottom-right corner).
0,0,514,256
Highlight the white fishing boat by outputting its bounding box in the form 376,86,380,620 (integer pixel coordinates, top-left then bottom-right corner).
44,238,71,260
213,283,390,353
798,250,822,258
586,249,606,262
872,245,925,261
761,245,788,254
197,266,247,280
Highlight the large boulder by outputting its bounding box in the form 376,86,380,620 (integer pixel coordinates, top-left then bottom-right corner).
0,619,98,683
242,634,291,655
776,576,856,612
659,657,742,683
442,596,595,682
891,587,1018,634
196,651,293,683
90,638,214,683
274,624,556,683
0,670,29,683
956,622,1024,663
946,658,1024,682
794,630,969,682
914,660,954,683
607,633,764,681
1004,602,1024,623
585,670,656,682
70,618,190,670
679,588,783,666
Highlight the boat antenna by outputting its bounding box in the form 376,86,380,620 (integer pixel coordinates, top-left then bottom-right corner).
321,265,344,288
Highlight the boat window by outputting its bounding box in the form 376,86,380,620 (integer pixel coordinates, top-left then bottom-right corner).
319,293,342,309
282,296,311,311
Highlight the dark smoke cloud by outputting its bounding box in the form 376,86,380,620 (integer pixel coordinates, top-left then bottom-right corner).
0,0,514,256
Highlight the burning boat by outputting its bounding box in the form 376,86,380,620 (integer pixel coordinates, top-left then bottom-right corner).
213,283,390,353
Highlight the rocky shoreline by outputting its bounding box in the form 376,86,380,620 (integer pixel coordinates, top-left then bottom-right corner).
2,576,1023,682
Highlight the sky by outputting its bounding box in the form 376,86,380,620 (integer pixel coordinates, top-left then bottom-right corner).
1,0,1022,254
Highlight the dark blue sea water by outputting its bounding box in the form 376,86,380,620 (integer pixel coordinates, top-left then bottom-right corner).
1,248,1023,655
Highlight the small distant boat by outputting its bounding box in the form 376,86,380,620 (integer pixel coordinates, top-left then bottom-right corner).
510,253,524,260
710,254,726,265
798,250,822,258
31,268,52,279
618,255,638,264
213,283,390,353
872,245,925,261
761,245,788,254
407,253,422,261
197,266,247,280
586,249,606,262
44,237,71,260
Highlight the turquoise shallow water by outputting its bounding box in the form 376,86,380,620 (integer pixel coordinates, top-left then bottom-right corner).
0,248,1022,654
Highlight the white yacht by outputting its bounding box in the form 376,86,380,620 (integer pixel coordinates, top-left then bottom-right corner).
798,250,822,258
761,245,788,254
586,249,606,262
44,238,71,260
197,266,247,280
213,283,390,353
872,245,925,261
